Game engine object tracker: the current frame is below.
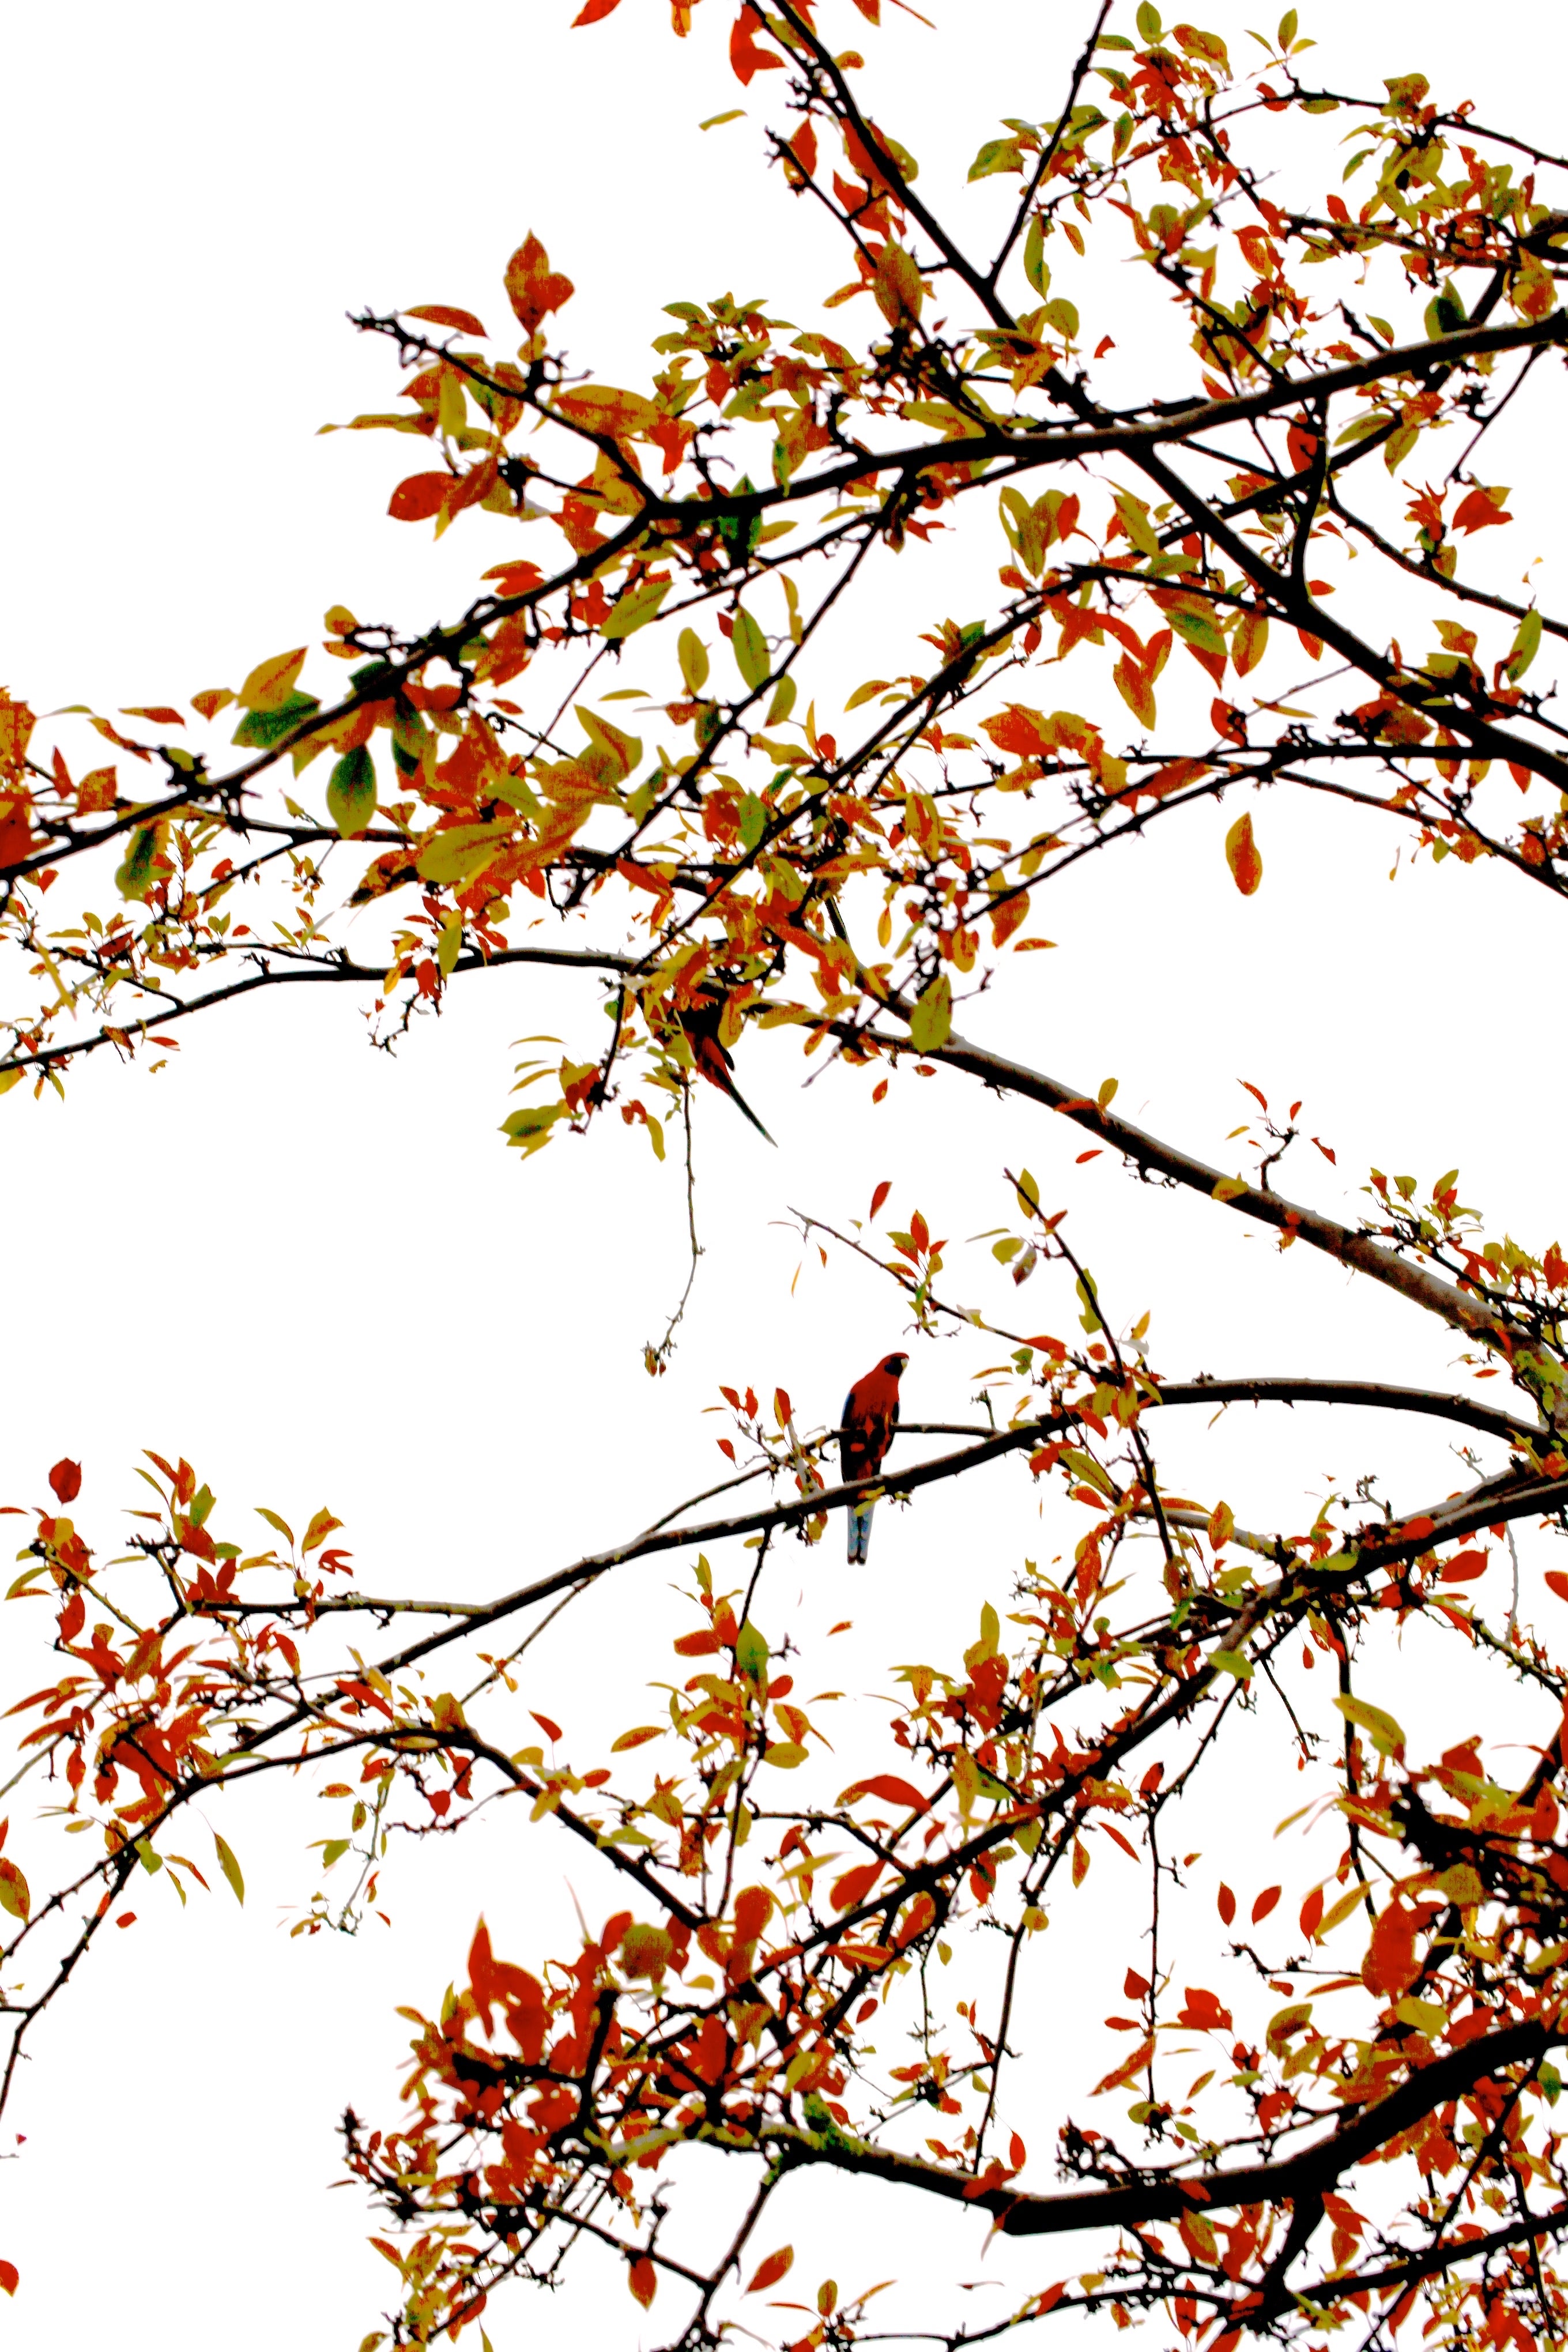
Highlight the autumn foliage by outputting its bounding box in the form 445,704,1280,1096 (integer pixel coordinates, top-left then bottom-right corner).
5,2,1568,2347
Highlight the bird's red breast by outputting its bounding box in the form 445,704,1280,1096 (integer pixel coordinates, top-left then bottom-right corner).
841,1354,906,1477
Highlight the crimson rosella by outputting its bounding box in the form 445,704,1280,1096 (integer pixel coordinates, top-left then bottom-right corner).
676,989,775,1145
840,1352,908,1563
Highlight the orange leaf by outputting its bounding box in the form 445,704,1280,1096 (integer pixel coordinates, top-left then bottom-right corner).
405,304,488,335
1544,1570,1568,1604
673,1628,721,1656
990,891,1030,948
504,232,576,336
554,385,660,440
0,2260,16,2297
1092,2035,1154,2095
1252,1884,1281,1924
610,1724,665,1751
747,2245,794,2294
1364,1901,1422,1998
981,703,1055,758
1225,810,1262,895
1216,1882,1235,1926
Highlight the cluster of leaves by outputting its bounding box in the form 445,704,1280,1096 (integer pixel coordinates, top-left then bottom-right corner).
2,0,1566,1149
3,2,1568,2348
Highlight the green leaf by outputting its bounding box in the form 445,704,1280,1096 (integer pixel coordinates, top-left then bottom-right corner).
114,821,164,902
232,689,321,750
907,971,952,1053
1507,606,1542,683
322,1838,350,1868
602,577,671,640
968,135,1026,182
678,628,710,693
1135,1,1162,37
213,1832,245,1906
1023,216,1049,298
735,1619,769,1680
502,1102,566,1153
732,605,770,693
327,745,377,838
738,793,768,851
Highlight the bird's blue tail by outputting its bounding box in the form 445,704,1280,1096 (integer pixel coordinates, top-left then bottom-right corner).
848,1500,875,1564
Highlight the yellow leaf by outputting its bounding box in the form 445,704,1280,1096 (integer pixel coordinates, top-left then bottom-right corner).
1333,1691,1405,1759
238,647,309,713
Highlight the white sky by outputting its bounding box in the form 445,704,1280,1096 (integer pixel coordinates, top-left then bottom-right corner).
3,2,1566,2345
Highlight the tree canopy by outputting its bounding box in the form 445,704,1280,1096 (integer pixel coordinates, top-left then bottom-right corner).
4,3,1568,2347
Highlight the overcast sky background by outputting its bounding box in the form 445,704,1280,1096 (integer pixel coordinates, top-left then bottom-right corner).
3,1,1566,2343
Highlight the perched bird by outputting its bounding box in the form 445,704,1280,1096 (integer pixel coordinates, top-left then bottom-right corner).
674,990,775,1145
840,1352,908,1564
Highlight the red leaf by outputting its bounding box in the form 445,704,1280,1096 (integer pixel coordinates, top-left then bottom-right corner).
1009,2130,1027,2169
0,2260,16,2297
574,0,623,18
730,3,785,84
628,2255,657,2308
869,1179,891,1220
747,2245,794,2294
838,1773,927,1811
504,232,576,337
1452,487,1512,534
530,1710,563,1742
47,1458,81,1505
1544,1571,1568,1604
404,304,488,335
1216,1882,1236,1926
830,1860,883,1913
1252,1884,1281,1924
1224,810,1262,896
1439,1548,1488,1584
1300,1886,1325,1939
1177,1987,1232,2031
673,1629,721,1656
733,1884,774,1943
389,473,453,523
